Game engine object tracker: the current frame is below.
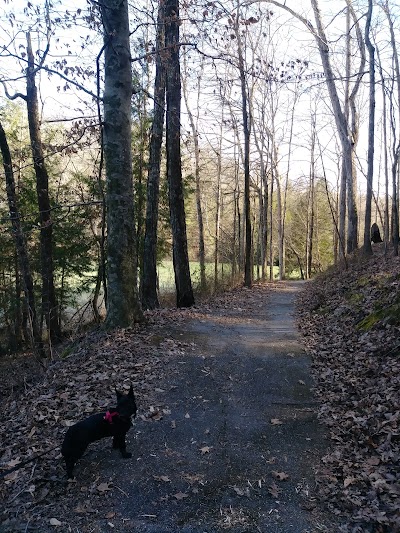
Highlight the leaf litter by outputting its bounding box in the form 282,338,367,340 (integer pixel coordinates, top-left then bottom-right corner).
1,272,392,532
297,244,400,532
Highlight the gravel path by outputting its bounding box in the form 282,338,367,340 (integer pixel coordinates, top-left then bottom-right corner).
98,282,334,532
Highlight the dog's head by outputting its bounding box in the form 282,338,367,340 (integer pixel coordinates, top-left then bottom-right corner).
116,384,137,419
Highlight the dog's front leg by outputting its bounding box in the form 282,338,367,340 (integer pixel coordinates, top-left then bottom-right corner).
113,433,132,458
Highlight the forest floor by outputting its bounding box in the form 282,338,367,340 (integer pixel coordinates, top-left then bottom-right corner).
0,243,399,532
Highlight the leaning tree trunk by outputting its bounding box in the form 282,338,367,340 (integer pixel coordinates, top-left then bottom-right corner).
101,0,143,326
165,0,194,308
142,2,166,310
0,121,44,357
26,32,61,342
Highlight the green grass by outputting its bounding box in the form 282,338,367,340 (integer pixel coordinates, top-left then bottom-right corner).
157,262,287,291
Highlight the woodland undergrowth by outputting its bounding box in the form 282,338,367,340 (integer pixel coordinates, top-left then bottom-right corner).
297,243,400,533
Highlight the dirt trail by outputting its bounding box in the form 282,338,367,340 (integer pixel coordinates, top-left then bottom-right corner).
1,282,336,532
99,282,333,532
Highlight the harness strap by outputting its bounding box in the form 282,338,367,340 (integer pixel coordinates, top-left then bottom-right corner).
104,411,119,424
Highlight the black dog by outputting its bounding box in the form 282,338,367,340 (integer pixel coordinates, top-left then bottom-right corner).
61,384,137,478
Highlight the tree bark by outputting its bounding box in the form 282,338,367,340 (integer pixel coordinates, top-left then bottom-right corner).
26,32,61,342
165,0,194,307
382,1,400,255
363,0,375,255
234,12,252,287
142,2,166,310
101,0,143,326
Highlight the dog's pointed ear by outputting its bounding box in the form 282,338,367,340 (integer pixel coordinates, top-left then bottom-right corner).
128,383,135,398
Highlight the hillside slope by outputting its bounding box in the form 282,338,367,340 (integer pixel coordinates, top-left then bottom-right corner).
297,244,400,532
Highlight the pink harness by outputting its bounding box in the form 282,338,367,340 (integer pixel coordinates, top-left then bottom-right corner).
104,411,119,424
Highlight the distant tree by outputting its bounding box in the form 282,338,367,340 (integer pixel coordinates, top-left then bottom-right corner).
182,54,206,292
165,0,195,307
363,0,375,255
379,0,400,256
142,2,166,310
0,121,44,357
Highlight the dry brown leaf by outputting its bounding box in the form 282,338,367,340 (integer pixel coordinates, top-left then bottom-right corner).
173,492,188,500
268,482,282,498
154,475,171,483
272,471,289,481
97,482,112,493
200,446,212,454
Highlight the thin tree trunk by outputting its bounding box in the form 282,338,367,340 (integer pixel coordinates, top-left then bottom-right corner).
0,121,44,357
214,147,222,290
26,32,60,342
376,46,390,247
238,38,252,288
382,1,400,255
363,0,375,255
101,0,143,326
142,2,166,310
182,56,206,292
165,0,194,307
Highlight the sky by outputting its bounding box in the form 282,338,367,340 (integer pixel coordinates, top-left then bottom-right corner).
0,0,398,197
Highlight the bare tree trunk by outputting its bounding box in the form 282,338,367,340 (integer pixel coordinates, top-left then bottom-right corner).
376,45,390,247
264,0,361,255
142,2,166,310
233,7,252,287
101,0,143,326
306,115,316,278
382,1,400,255
214,152,222,290
26,32,61,342
165,0,194,307
363,0,375,255
269,158,274,282
0,121,44,357
253,130,268,281
182,56,206,292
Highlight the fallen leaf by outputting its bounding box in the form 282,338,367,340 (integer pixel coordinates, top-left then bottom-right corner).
173,492,188,500
97,482,112,493
272,471,289,481
366,456,380,466
200,446,212,454
6,458,21,468
268,482,282,498
49,518,62,527
233,486,247,496
343,476,356,488
153,475,171,483
270,418,283,425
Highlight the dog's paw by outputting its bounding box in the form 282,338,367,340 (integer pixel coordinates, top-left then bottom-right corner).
121,451,132,459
